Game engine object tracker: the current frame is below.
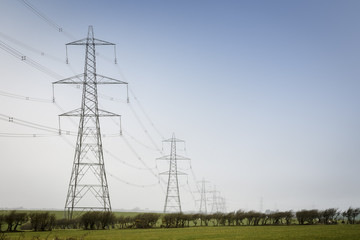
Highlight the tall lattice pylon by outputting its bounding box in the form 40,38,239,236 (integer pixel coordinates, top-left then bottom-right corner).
158,133,189,213
53,26,128,219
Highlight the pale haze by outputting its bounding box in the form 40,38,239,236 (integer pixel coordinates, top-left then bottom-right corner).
0,0,359,213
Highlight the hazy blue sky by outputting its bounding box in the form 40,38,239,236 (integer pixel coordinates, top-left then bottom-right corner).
0,0,359,212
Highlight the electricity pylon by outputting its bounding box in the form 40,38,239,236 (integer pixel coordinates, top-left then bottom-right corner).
218,197,227,213
158,133,189,213
53,26,128,219
210,185,220,213
198,178,210,214
210,187,227,213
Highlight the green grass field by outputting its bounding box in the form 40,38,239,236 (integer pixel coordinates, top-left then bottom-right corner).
2,225,360,240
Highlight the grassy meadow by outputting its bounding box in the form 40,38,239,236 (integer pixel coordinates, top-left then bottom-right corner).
1,225,360,240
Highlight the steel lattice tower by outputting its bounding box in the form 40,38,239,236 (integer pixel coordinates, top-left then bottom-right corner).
199,178,210,214
53,26,128,219
210,185,220,213
158,133,189,213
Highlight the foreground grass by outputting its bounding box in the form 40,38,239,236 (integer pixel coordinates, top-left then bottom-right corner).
2,225,360,240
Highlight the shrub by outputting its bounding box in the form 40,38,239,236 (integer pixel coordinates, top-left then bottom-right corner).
29,212,56,231
4,211,28,232
133,213,160,228
81,211,116,230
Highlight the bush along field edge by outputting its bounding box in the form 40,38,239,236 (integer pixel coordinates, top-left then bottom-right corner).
0,207,359,232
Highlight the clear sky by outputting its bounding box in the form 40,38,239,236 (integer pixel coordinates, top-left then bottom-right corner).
0,0,359,213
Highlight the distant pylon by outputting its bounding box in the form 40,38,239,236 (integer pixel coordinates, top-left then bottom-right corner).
219,197,227,213
199,178,210,214
210,185,220,213
53,26,128,219
158,133,189,213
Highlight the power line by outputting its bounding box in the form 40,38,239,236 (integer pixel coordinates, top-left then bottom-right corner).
0,113,60,134
121,134,161,181
186,181,198,209
0,113,121,137
17,0,76,40
189,165,201,193
128,103,163,154
18,0,61,31
0,132,59,138
104,148,156,171
0,89,53,103
0,31,64,63
99,55,165,142
0,36,126,105
122,129,159,152
107,171,159,188
0,40,63,80
128,87,165,140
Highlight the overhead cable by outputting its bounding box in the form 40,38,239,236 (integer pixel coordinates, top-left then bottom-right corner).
107,171,159,188
0,40,63,80
128,103,163,154
104,149,155,171
0,89,53,103
0,132,59,138
0,36,123,104
121,134,161,180
0,31,64,63
128,87,165,140
17,0,76,40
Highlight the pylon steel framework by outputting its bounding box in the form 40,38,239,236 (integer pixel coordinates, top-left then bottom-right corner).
53,26,128,219
158,133,189,213
210,187,227,213
210,185,220,213
199,178,210,214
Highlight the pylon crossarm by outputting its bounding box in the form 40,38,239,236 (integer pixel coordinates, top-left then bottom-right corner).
59,108,82,117
156,154,190,161
160,171,187,175
77,162,102,166
97,109,121,117
66,38,88,46
96,74,128,84
93,38,116,45
53,74,85,84
71,206,108,210
59,108,120,117
66,38,115,46
162,138,185,143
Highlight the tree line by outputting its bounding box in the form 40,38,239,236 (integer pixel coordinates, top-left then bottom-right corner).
0,207,359,231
